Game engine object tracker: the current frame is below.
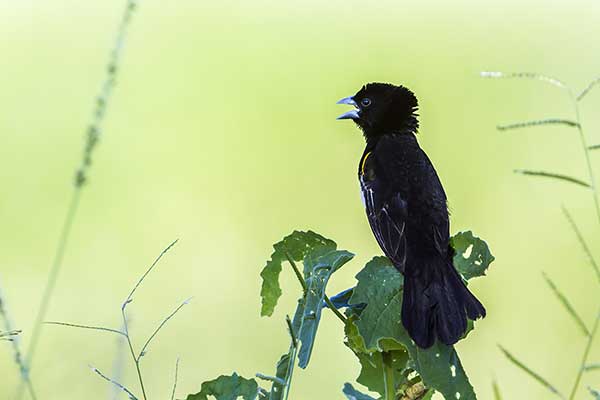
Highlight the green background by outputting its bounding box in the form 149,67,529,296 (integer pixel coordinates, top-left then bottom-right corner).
1,0,600,399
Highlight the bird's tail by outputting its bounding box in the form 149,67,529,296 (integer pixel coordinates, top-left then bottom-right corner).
401,258,485,348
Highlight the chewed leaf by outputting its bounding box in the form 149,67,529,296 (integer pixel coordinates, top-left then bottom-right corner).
353,347,408,396
297,250,354,368
349,257,477,400
342,383,377,400
260,231,336,316
186,373,259,400
451,231,495,280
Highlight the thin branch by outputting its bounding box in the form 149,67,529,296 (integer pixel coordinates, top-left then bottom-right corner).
284,252,307,293
568,309,600,400
514,169,591,188
137,298,192,361
497,119,579,131
561,206,600,284
588,144,600,151
0,280,37,400
90,365,139,400
44,321,127,337
170,358,180,400
569,90,600,223
577,77,600,102
542,273,589,336
121,308,146,400
480,71,567,89
123,239,179,309
499,345,566,399
323,295,347,324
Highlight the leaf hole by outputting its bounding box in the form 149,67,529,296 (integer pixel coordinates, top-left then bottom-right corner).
455,392,461,399
462,245,473,259
450,364,456,377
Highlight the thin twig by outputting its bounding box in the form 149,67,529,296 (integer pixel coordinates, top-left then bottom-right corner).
90,365,139,400
561,206,600,284
569,90,600,223
170,358,180,400
514,169,591,188
497,119,579,131
137,298,192,361
323,295,347,323
499,345,566,399
44,321,127,337
577,77,600,102
480,71,567,89
542,273,589,336
568,309,600,400
284,253,307,293
0,280,37,400
124,239,179,307
120,240,179,400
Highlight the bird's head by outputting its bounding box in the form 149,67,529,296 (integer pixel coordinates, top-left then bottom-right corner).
336,82,419,139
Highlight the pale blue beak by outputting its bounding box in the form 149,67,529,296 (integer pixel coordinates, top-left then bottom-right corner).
336,96,359,120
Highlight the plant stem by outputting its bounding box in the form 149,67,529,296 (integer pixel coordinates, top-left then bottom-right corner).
285,252,347,324
568,308,600,400
121,307,147,400
570,91,600,223
382,351,396,400
323,295,347,324
20,189,81,391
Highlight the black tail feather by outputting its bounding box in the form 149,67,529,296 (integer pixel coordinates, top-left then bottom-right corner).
401,259,485,348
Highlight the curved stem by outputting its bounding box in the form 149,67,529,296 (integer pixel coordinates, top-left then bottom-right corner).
568,309,600,400
382,351,396,400
571,91,600,223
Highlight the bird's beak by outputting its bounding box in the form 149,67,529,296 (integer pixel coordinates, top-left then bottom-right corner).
336,96,360,120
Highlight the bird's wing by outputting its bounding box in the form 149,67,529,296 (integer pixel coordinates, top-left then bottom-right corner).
360,151,408,270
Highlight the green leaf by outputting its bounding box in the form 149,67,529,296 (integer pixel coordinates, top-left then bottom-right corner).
342,383,377,400
297,249,354,368
499,346,564,399
354,348,408,397
542,272,589,336
260,231,336,316
345,315,368,354
349,257,477,400
451,231,495,280
186,373,259,400
589,387,600,399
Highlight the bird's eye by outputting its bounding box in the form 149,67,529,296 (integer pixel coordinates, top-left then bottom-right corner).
361,98,372,107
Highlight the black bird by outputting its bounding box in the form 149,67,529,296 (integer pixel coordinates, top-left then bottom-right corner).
336,83,485,348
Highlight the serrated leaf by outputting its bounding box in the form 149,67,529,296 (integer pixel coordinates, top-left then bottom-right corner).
260,231,336,316
451,231,495,280
297,249,354,368
186,373,259,400
354,348,409,397
342,383,377,400
349,257,477,400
